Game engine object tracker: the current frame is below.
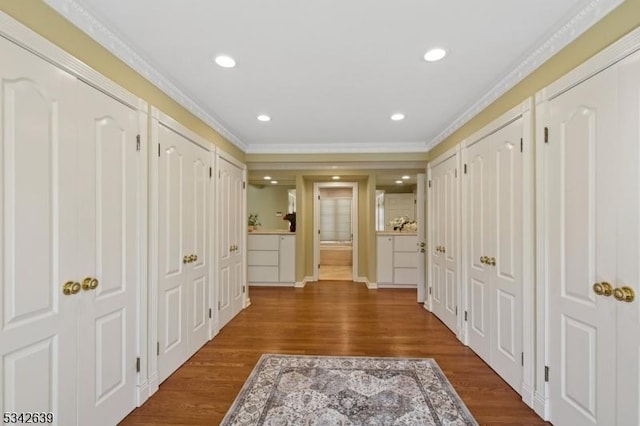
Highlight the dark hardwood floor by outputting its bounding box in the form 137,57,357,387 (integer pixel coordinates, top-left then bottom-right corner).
121,281,547,425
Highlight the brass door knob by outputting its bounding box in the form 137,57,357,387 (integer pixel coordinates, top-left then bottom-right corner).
193,254,198,262
82,277,99,291
183,255,190,264
480,256,488,264
593,282,613,296
613,286,635,303
441,246,446,254
63,281,81,295
489,257,496,266
419,242,426,248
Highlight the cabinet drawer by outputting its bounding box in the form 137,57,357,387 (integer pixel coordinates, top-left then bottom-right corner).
248,235,279,250
248,266,279,282
248,250,279,266
394,254,417,268
394,235,418,252
394,267,417,285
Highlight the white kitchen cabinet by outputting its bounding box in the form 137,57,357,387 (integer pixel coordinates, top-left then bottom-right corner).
248,234,296,285
376,234,418,287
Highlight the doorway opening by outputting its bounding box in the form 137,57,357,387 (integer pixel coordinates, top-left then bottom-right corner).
313,182,358,281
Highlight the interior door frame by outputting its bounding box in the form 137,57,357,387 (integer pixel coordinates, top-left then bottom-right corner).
313,181,359,282
416,173,427,303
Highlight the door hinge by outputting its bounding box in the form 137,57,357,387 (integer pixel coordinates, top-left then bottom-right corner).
455,306,458,315
209,167,212,178
136,357,140,373
157,342,160,356
428,180,431,188
243,181,246,189
545,366,550,382
318,195,320,200
318,229,320,235
544,127,549,143
455,169,457,178
218,301,221,310
136,134,141,151
157,143,160,157
463,164,467,174
521,352,524,366
429,287,432,295
209,308,212,318
318,264,320,269
242,285,246,294
464,311,468,321
520,137,523,153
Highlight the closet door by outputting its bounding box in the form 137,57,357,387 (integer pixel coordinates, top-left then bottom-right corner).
157,124,193,382
429,154,458,334
218,156,244,328
617,52,640,426
465,138,494,363
75,82,139,426
0,38,78,425
545,66,618,426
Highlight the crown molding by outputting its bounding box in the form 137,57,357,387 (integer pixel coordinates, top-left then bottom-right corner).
43,0,246,151
246,161,427,171
245,141,428,154
427,0,624,150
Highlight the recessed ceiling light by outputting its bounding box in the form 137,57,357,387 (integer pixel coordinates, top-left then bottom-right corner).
271,180,278,184
402,175,410,180
214,55,236,68
390,113,405,121
264,176,272,180
257,114,271,122
395,180,403,184
332,176,341,180
424,48,446,62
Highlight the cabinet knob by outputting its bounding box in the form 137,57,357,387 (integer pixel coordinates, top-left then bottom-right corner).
592,282,612,296
613,286,635,302
82,277,99,291
63,281,81,295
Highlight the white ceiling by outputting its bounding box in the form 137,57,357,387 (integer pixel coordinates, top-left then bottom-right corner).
48,0,617,154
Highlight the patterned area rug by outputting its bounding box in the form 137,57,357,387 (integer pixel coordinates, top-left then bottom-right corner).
221,354,477,425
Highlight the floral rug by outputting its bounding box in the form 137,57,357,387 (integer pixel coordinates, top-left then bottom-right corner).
220,354,478,425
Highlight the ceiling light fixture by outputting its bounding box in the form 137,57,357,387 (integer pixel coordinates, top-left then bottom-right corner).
395,180,403,184
424,48,447,62
264,176,272,180
402,175,410,180
257,114,271,122
332,176,341,180
214,55,236,68
271,180,278,184
390,113,405,121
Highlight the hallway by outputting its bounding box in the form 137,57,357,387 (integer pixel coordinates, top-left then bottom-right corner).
121,282,545,425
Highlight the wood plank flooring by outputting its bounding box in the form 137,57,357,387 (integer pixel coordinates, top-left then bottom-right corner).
121,282,547,425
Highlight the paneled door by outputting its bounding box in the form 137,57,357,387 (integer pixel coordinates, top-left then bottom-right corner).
542,54,640,426
465,114,523,393
428,153,458,334
217,156,245,328
0,36,78,426
75,80,139,426
157,123,211,383
1,35,143,426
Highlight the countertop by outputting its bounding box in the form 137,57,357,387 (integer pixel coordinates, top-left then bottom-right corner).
248,229,295,235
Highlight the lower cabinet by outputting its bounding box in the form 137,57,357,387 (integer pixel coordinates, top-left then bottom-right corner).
376,235,418,287
248,234,296,285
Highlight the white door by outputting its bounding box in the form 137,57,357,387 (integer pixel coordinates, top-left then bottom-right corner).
465,117,523,392
616,51,640,426
429,155,458,334
465,139,494,363
416,174,427,303
0,38,78,426
157,124,211,382
545,66,618,426
218,156,244,328
487,119,523,393
75,82,139,426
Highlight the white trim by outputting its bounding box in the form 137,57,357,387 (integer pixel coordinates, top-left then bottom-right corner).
42,0,246,151
296,276,314,288
377,284,417,289
245,141,428,154
148,374,159,398
147,110,160,397
534,391,550,420
313,182,359,282
367,281,378,289
0,10,144,112
536,24,640,103
247,161,427,172
154,108,215,152
208,148,219,338
427,0,624,150
135,381,149,407
249,283,295,288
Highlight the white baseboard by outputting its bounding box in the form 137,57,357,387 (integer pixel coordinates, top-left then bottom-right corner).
377,284,418,289
249,282,295,287
136,381,149,406
244,298,251,308
521,383,535,409
366,281,378,289
294,280,305,288
534,391,549,420
148,373,159,398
